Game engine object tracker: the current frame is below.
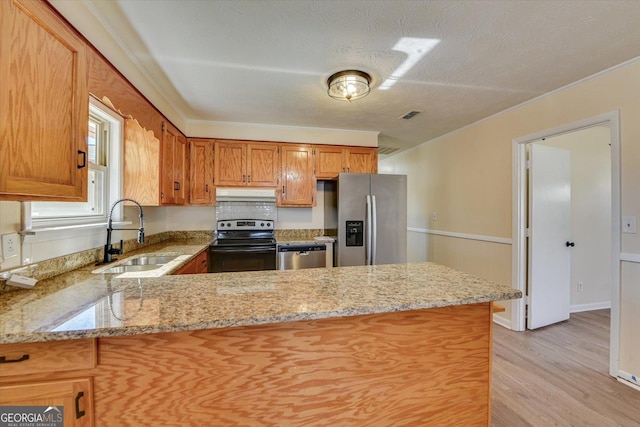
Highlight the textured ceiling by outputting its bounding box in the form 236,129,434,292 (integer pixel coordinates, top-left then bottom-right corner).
68,0,640,156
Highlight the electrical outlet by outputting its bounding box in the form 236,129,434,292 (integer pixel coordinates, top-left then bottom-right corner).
1,233,19,259
622,216,637,234
432,212,438,221
578,281,584,292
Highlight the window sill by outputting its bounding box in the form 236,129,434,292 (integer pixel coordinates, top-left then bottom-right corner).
20,221,132,235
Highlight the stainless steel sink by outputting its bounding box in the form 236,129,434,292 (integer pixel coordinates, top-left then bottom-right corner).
121,255,178,266
100,264,164,274
97,254,179,274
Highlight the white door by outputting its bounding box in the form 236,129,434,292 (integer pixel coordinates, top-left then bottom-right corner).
527,143,572,329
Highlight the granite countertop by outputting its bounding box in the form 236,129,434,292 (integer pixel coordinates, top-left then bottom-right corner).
0,253,521,344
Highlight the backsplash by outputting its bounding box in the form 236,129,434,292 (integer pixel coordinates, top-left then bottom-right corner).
215,202,277,223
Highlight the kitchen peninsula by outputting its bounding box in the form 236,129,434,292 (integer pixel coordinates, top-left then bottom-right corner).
0,253,520,426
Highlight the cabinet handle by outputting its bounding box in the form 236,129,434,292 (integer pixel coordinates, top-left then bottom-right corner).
248,175,251,183
0,354,30,364
174,181,181,191
77,150,87,169
205,184,209,192
282,186,285,195
242,175,246,183
75,391,86,419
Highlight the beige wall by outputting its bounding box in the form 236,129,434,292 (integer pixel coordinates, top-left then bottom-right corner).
381,59,640,379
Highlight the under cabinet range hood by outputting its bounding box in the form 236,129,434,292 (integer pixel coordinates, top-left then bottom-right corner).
215,187,277,203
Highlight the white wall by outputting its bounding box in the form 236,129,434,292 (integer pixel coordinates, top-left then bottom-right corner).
542,126,611,310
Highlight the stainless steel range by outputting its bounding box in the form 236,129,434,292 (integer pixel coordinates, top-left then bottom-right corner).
208,219,276,273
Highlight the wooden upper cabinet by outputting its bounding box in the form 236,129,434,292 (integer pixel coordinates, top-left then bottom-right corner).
188,139,215,205
123,118,160,205
315,146,378,179
247,143,279,187
315,146,345,179
0,0,89,201
214,140,279,187
161,122,188,205
345,147,378,174
215,141,246,186
279,144,315,207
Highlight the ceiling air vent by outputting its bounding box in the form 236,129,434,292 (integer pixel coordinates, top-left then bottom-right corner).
400,110,421,120
378,146,400,155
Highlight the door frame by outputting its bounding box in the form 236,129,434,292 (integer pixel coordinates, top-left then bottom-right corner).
511,111,621,377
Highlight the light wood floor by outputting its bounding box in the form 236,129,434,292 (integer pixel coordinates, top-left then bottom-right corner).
492,310,640,427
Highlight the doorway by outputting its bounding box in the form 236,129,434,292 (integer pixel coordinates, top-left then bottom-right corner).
512,111,621,378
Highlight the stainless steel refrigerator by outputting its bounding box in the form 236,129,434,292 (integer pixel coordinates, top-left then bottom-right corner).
324,173,407,266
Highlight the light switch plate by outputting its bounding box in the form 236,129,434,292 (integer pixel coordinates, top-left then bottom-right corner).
1,233,19,259
622,216,637,234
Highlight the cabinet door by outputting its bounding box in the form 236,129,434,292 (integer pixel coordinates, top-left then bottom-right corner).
345,147,378,174
173,133,188,205
315,146,345,179
279,144,315,207
161,122,187,205
0,0,89,201
247,143,279,187
189,139,214,205
0,378,93,427
215,141,246,186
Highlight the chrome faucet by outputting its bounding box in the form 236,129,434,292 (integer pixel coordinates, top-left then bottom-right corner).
103,198,145,264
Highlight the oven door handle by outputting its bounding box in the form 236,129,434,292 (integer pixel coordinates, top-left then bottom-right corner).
211,246,275,254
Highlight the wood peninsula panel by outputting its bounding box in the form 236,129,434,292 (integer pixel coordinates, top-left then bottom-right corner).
0,0,88,201
93,303,492,426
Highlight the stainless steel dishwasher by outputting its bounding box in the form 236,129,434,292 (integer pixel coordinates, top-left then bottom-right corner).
277,243,326,270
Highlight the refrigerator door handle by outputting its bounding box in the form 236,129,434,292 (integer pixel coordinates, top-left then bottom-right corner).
366,195,372,265
372,195,377,265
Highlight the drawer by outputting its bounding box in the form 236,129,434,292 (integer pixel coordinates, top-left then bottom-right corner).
0,339,96,378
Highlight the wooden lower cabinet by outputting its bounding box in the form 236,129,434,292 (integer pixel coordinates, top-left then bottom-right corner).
172,251,208,274
91,303,492,425
0,378,93,427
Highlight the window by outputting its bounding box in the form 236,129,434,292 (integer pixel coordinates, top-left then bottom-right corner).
27,98,123,229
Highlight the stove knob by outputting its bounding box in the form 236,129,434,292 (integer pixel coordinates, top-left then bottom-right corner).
266,222,271,227
220,223,224,227
261,222,265,226
227,222,232,227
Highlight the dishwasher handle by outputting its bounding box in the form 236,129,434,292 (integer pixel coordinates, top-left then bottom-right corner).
278,244,326,253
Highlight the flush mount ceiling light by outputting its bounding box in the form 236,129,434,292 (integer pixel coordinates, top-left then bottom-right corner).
327,70,371,101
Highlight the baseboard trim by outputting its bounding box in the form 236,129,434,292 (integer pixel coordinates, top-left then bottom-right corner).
569,302,611,313
617,370,640,391
407,227,512,245
492,313,512,330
